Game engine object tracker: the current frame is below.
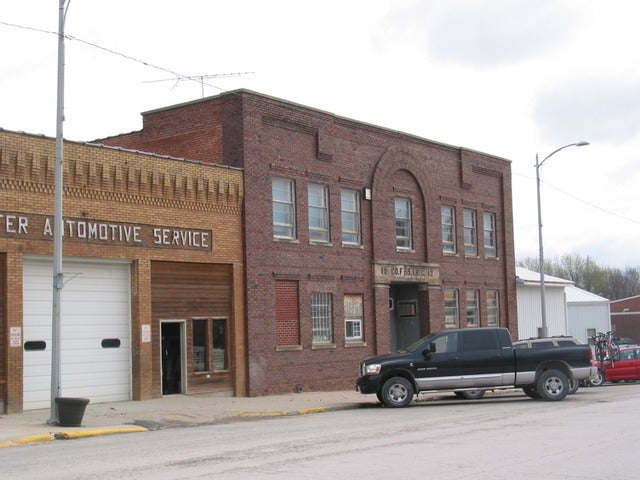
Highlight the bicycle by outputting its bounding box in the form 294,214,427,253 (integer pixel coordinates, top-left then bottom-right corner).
592,331,620,366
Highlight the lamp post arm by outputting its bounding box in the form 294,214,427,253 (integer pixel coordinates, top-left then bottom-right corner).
539,141,589,168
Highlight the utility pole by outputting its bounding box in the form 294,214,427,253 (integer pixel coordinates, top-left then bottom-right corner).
49,0,69,425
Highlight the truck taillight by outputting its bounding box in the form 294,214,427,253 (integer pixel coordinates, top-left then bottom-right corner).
589,348,594,363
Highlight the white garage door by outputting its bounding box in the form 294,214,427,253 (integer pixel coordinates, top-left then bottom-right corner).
23,257,131,410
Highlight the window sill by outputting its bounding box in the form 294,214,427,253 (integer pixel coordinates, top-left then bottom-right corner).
443,252,458,257
311,343,336,350
342,243,364,249
396,248,415,253
276,345,303,352
309,240,333,247
464,254,480,259
345,341,367,348
484,255,499,261
273,237,300,244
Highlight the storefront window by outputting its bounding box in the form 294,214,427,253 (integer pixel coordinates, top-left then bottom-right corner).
193,319,208,372
213,319,229,371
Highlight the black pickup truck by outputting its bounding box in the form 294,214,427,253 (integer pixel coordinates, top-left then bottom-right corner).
356,327,594,407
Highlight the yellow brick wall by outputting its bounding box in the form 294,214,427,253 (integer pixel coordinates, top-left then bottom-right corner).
0,129,245,412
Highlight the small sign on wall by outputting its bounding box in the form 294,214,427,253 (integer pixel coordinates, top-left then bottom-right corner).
141,324,151,343
10,326,22,347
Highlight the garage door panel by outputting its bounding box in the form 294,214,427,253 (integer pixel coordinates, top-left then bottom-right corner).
23,258,132,410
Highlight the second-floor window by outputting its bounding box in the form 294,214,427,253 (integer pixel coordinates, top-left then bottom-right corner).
395,197,412,250
463,208,477,256
272,177,295,239
308,183,329,242
483,212,497,258
441,205,456,254
341,189,361,245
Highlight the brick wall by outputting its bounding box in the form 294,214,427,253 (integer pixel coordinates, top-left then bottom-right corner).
100,90,518,396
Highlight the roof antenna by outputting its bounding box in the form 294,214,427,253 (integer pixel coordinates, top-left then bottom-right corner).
143,71,254,97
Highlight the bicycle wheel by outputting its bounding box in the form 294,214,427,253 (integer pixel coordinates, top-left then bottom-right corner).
610,343,620,361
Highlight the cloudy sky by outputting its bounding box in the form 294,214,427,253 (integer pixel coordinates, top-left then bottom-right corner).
2,0,639,268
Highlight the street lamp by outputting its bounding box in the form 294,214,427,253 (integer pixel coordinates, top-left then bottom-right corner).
536,141,589,338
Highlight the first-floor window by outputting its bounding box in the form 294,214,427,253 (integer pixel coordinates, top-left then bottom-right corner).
487,290,499,326
193,319,208,372
275,280,300,346
344,294,363,341
444,289,459,327
213,319,229,371
466,290,479,326
312,292,333,343
192,317,229,372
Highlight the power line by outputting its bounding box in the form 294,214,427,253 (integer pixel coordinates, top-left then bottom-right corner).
514,171,640,226
1,19,250,94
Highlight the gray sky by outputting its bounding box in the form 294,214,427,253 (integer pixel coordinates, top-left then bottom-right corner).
2,0,639,268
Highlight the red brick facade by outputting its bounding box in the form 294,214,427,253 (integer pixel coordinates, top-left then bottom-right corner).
610,296,640,343
100,90,518,396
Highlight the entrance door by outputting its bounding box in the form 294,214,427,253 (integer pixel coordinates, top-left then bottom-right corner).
390,284,421,351
161,322,184,395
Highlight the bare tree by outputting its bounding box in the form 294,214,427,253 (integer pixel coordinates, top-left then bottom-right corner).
517,254,640,300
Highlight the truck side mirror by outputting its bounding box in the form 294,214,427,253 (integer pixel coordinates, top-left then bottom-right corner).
422,343,436,358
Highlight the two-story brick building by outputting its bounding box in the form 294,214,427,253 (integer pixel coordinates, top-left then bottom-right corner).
0,129,245,413
100,90,517,396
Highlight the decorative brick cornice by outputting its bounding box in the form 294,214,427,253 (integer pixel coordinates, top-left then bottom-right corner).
0,131,243,214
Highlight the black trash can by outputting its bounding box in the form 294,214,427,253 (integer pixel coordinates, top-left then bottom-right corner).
55,397,90,427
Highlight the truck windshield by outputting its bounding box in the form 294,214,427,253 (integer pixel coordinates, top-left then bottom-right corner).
401,334,436,354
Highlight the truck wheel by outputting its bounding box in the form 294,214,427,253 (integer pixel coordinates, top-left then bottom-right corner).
522,386,540,399
381,377,414,408
456,389,485,400
589,370,605,387
536,370,569,401
568,378,579,394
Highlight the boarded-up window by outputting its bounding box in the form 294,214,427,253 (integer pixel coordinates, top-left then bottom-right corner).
275,280,300,346
344,294,363,341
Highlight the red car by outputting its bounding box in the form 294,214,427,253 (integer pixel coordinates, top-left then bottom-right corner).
590,345,640,386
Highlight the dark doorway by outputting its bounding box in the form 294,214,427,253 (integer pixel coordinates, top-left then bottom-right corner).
390,284,421,352
161,322,183,395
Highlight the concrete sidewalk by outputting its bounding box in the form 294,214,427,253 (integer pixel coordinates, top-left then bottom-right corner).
0,390,378,447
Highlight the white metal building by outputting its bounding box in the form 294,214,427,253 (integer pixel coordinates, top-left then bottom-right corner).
566,285,611,345
516,267,573,340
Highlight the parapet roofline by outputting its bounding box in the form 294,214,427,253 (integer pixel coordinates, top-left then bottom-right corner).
0,127,242,172
138,88,513,166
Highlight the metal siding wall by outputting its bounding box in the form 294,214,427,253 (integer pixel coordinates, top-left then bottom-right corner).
516,287,540,340
516,285,568,339
568,304,611,344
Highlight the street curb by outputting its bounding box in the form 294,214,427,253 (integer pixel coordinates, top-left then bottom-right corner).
54,426,148,440
0,426,148,448
236,406,329,418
